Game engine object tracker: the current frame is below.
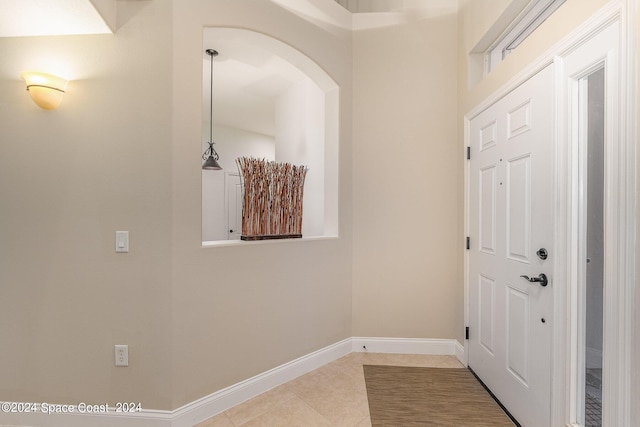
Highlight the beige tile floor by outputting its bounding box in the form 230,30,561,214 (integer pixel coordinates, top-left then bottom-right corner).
195,353,464,427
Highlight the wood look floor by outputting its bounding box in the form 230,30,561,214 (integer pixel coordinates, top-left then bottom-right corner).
195,353,465,427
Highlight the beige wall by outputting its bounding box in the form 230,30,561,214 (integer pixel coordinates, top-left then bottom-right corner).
459,0,611,112
351,4,460,340
2,0,634,416
0,1,173,409
170,0,353,408
0,0,353,412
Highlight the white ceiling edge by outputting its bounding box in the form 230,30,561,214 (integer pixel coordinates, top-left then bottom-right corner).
336,0,456,14
89,0,117,33
468,0,536,53
0,0,116,38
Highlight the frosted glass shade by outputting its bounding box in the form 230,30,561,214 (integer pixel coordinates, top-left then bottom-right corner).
21,72,68,110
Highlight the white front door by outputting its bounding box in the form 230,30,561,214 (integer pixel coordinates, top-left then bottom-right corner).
468,64,554,426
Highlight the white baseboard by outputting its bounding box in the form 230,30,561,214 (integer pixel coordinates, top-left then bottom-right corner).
0,408,172,427
455,341,466,366
172,338,352,427
351,336,461,354
1,336,464,427
352,336,466,366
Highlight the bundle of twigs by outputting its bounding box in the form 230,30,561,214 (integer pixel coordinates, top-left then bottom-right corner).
236,157,308,240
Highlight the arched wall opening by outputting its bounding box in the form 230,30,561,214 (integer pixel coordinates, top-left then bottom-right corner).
201,27,339,243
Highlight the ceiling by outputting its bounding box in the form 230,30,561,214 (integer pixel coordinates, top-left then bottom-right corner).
0,0,309,138
203,30,310,137
1,0,446,138
334,0,414,13
0,0,116,37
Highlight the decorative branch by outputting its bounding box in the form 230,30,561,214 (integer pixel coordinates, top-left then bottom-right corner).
236,157,308,240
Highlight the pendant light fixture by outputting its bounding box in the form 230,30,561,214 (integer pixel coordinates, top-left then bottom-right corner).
202,49,222,170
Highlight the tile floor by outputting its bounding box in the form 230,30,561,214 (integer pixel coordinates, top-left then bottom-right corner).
195,353,464,427
585,368,602,427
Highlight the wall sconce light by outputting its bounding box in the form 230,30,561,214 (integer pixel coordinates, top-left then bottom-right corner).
21,71,68,110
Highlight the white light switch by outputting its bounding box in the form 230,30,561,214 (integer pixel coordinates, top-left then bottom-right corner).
115,231,129,253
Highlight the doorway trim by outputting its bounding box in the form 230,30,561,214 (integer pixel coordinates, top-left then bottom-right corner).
224,171,242,240
463,1,636,425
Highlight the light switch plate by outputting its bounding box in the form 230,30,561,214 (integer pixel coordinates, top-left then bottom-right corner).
115,231,129,253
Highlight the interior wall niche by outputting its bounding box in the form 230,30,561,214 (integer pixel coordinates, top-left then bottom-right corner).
201,27,339,243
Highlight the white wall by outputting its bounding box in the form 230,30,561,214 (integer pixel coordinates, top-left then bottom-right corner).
275,78,325,237
202,124,275,241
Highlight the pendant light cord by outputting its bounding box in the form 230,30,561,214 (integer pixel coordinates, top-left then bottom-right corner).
203,49,219,161
209,49,214,144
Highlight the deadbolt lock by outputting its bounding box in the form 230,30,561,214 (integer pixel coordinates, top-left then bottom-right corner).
536,248,548,260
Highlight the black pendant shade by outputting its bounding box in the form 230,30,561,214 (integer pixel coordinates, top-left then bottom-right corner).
202,142,222,170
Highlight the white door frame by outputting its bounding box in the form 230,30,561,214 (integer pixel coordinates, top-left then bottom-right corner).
463,1,636,425
224,171,242,240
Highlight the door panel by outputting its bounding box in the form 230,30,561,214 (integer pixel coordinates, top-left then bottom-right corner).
480,166,497,253
479,275,495,354
469,64,554,427
507,155,531,262
507,286,529,385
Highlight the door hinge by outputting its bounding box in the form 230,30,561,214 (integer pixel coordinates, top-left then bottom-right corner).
466,236,470,250
466,146,471,160
465,326,470,340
